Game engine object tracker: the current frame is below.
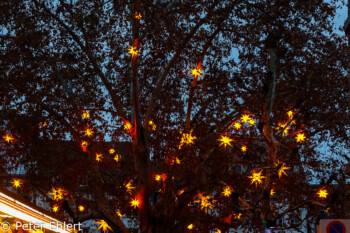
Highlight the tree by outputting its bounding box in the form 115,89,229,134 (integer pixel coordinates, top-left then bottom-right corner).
0,0,349,232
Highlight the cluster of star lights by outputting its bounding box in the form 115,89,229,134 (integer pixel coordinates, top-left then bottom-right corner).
1,31,322,230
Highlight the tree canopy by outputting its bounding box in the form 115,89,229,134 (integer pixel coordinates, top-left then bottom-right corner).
0,0,349,232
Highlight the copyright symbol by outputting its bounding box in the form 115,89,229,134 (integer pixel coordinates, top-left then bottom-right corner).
1,222,11,231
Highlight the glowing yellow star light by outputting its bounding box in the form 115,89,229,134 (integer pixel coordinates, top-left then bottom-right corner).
270,189,276,196
11,178,23,189
95,220,112,233
52,205,59,213
96,153,103,162
109,148,115,154
40,121,47,127
287,110,294,119
128,46,138,58
82,111,90,119
149,121,156,130
195,194,215,214
130,198,140,209
248,170,266,187
276,122,290,136
222,186,232,197
215,229,221,233
218,135,233,148
187,224,193,230
233,213,242,220
125,181,135,194
179,130,197,149
241,145,247,152
241,114,250,123
81,141,88,147
84,128,94,137
248,119,255,126
116,209,124,218
124,122,132,130
317,189,328,199
3,134,14,143
48,188,65,201
135,12,142,19
295,133,306,143
155,174,162,182
114,154,121,162
234,122,241,130
78,205,85,212
191,67,203,78
276,161,291,178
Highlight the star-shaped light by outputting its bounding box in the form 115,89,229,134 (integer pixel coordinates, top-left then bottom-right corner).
52,205,59,213
109,148,115,154
179,130,197,149
270,188,276,196
234,122,241,130
84,128,94,137
124,122,132,130
276,122,290,136
130,198,140,209
3,134,14,143
218,135,233,148
222,186,232,197
215,229,221,233
191,67,203,78
295,133,306,143
187,224,193,230
116,209,124,218
96,153,103,162
48,188,65,201
275,161,291,178
40,121,47,127
241,114,250,123
317,188,328,199
114,154,121,162
78,205,85,212
11,178,23,189
135,12,142,19
155,174,162,182
233,213,242,220
287,110,294,118
241,145,247,152
81,141,88,147
128,46,138,58
248,170,265,187
82,111,90,119
248,119,255,126
195,194,215,214
149,121,156,130
95,220,112,233
125,181,135,194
